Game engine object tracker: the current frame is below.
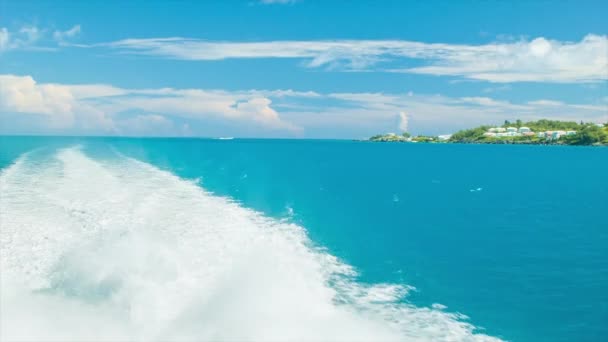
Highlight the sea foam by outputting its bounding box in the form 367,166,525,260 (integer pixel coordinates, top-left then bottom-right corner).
0,147,501,342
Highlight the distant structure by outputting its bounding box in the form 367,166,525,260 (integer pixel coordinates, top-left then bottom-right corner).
484,126,576,140
437,134,452,141
518,127,531,133
398,112,409,132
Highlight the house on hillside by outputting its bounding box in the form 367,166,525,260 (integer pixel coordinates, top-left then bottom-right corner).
518,127,531,133
437,134,452,141
551,131,567,139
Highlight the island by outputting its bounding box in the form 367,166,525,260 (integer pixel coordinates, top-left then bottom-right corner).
369,120,608,146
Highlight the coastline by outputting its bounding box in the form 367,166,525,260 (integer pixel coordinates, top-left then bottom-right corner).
366,139,608,147
369,120,608,146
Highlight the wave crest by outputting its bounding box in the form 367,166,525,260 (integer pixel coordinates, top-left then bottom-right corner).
0,147,501,342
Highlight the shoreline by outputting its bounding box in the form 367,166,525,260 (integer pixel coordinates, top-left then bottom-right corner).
366,139,608,147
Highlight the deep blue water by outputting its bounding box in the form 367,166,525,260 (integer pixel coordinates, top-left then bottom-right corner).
1,136,607,342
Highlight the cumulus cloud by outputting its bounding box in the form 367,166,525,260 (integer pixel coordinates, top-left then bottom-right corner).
401,35,608,83
1,74,606,137
0,75,75,126
232,98,299,130
297,91,606,137
0,75,119,130
104,35,608,83
0,74,299,135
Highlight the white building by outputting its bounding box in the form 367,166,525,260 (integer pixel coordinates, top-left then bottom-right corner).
495,127,507,133
437,134,452,141
518,127,531,133
506,127,518,133
483,132,497,137
551,131,567,139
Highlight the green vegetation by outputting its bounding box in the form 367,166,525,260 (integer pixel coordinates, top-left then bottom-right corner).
518,119,582,132
449,126,491,143
369,133,410,142
411,135,436,143
369,132,440,143
562,124,608,145
448,120,608,145
369,120,608,146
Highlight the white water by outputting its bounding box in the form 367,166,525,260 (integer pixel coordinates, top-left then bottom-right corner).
0,147,501,342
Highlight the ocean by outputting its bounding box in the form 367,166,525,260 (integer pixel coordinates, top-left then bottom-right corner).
1,136,607,342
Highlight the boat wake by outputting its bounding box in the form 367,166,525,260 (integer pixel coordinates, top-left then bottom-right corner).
0,146,501,342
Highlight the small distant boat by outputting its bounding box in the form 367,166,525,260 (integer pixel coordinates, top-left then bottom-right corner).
217,137,234,140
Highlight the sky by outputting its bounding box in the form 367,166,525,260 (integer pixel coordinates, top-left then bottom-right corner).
0,0,607,138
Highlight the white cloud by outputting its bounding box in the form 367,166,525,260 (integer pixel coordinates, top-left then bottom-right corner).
0,26,42,51
0,24,81,52
104,35,608,83
482,85,511,93
398,112,409,132
117,114,178,136
0,74,299,134
0,74,117,130
1,74,606,137
401,35,608,83
0,74,75,125
0,28,9,50
527,100,564,106
311,91,607,136
18,26,41,44
460,97,518,107
53,25,81,44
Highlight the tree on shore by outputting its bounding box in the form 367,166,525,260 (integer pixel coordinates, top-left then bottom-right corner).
562,125,608,145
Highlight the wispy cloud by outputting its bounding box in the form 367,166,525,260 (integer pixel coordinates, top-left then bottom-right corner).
2,74,605,137
0,28,9,51
103,35,608,83
0,24,81,52
0,26,43,52
53,25,81,45
3,26,605,83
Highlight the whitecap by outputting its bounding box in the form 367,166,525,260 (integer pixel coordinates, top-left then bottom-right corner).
0,147,502,342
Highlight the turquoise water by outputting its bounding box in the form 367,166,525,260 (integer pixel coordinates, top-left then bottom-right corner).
1,136,607,341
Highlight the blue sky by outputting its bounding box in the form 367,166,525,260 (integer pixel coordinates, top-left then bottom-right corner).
0,0,607,138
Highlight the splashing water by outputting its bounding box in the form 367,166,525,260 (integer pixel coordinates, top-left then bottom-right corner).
0,147,500,342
